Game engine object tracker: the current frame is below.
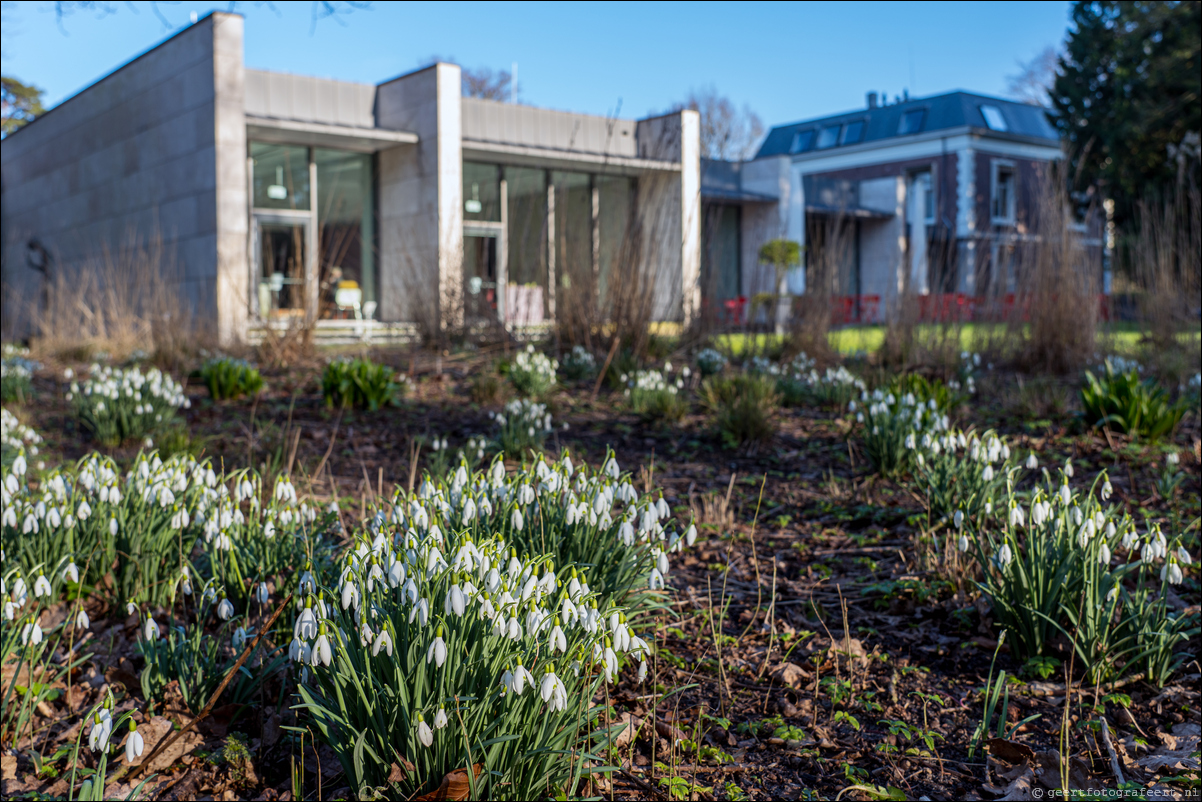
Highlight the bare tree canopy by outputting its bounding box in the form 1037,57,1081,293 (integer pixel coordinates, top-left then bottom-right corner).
45,1,369,35
1007,45,1059,106
418,56,518,102
673,86,764,161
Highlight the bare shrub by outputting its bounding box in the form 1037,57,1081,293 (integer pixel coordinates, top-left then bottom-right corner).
1127,185,1202,378
26,229,210,370
1003,169,1100,374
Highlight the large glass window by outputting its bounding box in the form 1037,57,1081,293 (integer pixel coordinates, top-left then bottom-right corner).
505,166,548,322
252,144,310,210
315,148,375,318
552,170,592,294
702,203,741,304
463,162,502,222
596,174,633,311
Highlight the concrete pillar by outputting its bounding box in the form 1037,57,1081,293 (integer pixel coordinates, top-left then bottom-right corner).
679,109,701,327
956,147,976,293
212,12,248,345
376,63,462,332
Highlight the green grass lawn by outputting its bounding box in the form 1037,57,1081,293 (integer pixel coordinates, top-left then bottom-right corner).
715,323,1199,357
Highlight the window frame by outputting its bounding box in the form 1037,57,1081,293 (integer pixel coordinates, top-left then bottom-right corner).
897,108,926,136
815,124,842,150
840,119,866,145
790,129,815,154
979,104,1008,132
990,159,1017,225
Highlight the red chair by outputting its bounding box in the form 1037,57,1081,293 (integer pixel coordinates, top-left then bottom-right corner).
723,297,748,325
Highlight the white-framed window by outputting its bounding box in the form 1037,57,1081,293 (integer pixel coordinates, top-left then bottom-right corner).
991,160,1016,224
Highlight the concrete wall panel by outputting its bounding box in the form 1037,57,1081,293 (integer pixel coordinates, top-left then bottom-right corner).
1,13,245,340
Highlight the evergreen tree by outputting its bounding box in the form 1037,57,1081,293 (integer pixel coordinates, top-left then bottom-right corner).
1051,1,1201,229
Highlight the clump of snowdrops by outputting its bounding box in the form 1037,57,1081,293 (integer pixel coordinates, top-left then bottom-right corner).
1,343,37,403
911,428,1014,525
1,408,42,470
695,347,728,377
489,399,556,457
506,345,558,398
624,364,689,423
294,451,690,798
68,364,190,446
850,389,949,478
559,345,596,382
3,451,210,608
962,465,1198,685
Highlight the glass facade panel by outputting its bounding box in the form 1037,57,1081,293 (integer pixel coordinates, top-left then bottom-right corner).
258,221,307,316
315,148,374,318
596,174,633,313
701,203,741,304
463,162,502,222
552,170,592,296
505,166,547,322
251,143,310,210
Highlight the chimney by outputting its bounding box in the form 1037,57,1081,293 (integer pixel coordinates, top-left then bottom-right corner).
867,91,878,109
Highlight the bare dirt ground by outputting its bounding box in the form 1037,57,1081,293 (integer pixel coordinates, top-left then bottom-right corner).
4,350,1199,801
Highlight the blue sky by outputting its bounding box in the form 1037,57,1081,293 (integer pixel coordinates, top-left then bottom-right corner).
2,1,1072,129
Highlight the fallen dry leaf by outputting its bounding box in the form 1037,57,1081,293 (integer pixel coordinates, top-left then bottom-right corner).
415,763,483,801
1137,722,1201,772
772,661,807,688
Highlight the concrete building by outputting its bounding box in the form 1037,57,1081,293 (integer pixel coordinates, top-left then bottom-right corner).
1,11,700,344
699,90,1070,324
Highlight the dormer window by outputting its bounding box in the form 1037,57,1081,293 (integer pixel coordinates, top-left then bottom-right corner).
980,105,1008,131
898,109,926,135
790,130,814,154
815,125,841,149
841,120,865,144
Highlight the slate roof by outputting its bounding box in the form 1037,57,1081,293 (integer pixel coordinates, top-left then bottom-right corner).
755,91,1058,159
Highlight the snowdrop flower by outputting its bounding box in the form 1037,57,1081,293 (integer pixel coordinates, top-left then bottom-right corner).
511,508,524,531
511,661,535,695
410,597,430,626
601,642,619,683
76,608,91,630
217,596,234,620
21,617,44,645
1101,480,1112,501
143,617,160,642
255,582,270,604
311,629,332,667
549,617,567,653
124,720,145,763
433,707,449,730
1178,546,1193,565
649,568,664,590
953,510,964,529
958,535,970,552
1098,543,1111,565
89,709,113,752
416,713,434,747
540,665,568,712
1008,502,1025,528
427,626,447,668
33,573,52,598
1161,559,1184,585
1064,459,1074,478
372,627,394,657
997,543,1013,568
